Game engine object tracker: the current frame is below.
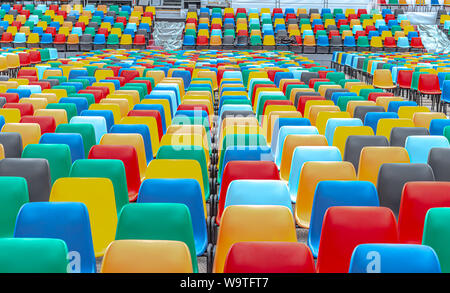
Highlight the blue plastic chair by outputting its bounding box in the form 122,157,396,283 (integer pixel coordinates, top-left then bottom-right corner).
68,69,89,80
110,124,153,163
6,88,31,99
430,119,450,136
71,115,108,144
364,112,399,133
17,85,41,94
61,82,83,93
440,80,450,106
225,180,292,213
324,118,363,146
222,71,243,81
387,100,417,113
349,244,441,273
59,98,89,115
103,16,114,25
14,202,96,273
151,87,179,110
273,72,293,87
13,33,26,45
71,27,83,37
39,133,85,162
287,146,342,203
172,70,191,88
137,178,207,256
308,181,379,257
343,36,356,49
397,37,410,49
32,27,44,36
271,117,312,157
317,35,329,48
331,91,357,105
93,34,106,46
275,126,320,167
405,135,450,163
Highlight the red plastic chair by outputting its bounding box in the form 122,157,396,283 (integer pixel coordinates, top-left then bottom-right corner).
29,51,41,64
251,84,277,105
267,69,283,82
328,30,340,39
272,8,282,16
368,91,394,102
29,81,51,91
397,70,413,90
297,96,325,115
313,25,325,33
49,5,59,11
85,86,109,99
3,103,33,116
97,28,109,37
106,76,126,87
385,14,396,22
384,37,396,49
282,81,305,93
18,53,31,67
56,10,67,18
53,34,67,46
224,242,316,273
19,10,30,18
45,27,57,36
316,206,398,273
354,31,367,40
337,19,349,28
0,93,19,103
0,33,13,44
17,69,37,77
365,25,376,33
115,17,127,26
88,145,141,202
309,78,330,88
133,34,146,49
78,89,103,103
294,35,302,45
75,22,86,31
106,66,121,76
11,21,22,30
357,9,368,17
20,76,38,82
410,37,424,50
127,110,163,140
13,4,22,12
398,182,450,244
418,74,441,108
236,8,246,14
20,116,56,134
120,70,140,83
217,161,280,225
318,70,334,79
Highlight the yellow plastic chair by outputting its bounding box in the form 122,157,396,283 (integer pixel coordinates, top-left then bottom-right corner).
101,240,193,273
0,108,21,123
372,69,396,90
332,126,375,157
308,105,341,125
19,98,48,111
376,96,405,110
279,135,328,181
213,205,297,273
2,123,41,148
357,146,410,186
100,133,147,180
413,112,447,128
397,106,430,119
304,100,335,119
119,116,160,154
99,99,129,117
30,93,58,104
295,161,356,228
50,177,117,257
34,109,68,126
315,111,351,134
376,118,415,140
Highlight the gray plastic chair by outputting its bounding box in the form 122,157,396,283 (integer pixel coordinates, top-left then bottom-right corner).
377,163,435,217
389,127,430,147
344,135,389,172
427,148,450,181
294,91,322,108
0,158,51,202
354,106,385,122
0,133,22,158
324,88,349,100
300,72,319,85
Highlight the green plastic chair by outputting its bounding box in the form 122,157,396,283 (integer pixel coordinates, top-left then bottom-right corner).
41,15,52,24
110,5,120,13
84,27,96,37
47,76,68,84
70,159,130,214
52,85,77,96
83,65,98,77
357,36,370,48
250,35,262,46
256,95,287,119
184,29,197,37
37,48,50,62
0,238,68,273
107,34,120,47
326,72,346,85
337,95,366,111
115,203,199,273
218,134,267,175
0,177,28,237
55,123,96,156
443,126,450,143
71,93,95,106
134,77,155,89
339,79,360,88
46,103,77,121
113,22,125,31
22,144,72,185
314,81,335,92
91,16,102,24
422,207,450,273
156,145,210,201
359,88,383,100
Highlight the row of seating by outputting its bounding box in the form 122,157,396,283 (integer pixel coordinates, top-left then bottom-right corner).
0,48,449,273
333,51,450,112
183,7,424,52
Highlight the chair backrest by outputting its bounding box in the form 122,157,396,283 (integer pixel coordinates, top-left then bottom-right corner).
389,126,429,147
115,203,198,273
316,206,398,273
377,163,435,217
101,240,193,273
308,180,379,257
14,202,96,273
0,158,50,202
398,181,450,244
213,205,297,273
405,135,450,163
357,146,410,186
349,243,441,273
422,207,450,273
428,147,450,181
0,177,28,237
0,238,68,273
224,242,315,273
137,178,207,256
49,177,117,257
